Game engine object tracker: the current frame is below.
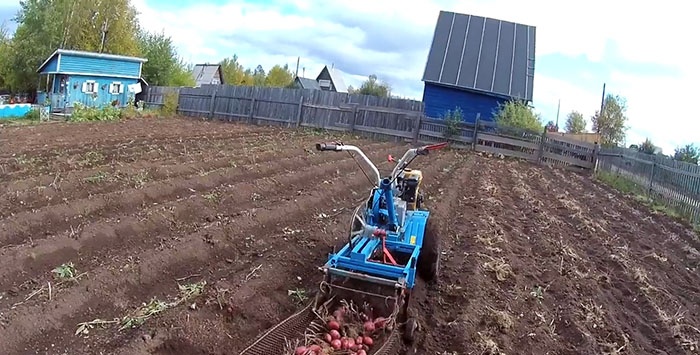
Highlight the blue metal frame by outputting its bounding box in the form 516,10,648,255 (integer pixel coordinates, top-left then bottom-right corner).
323,177,429,289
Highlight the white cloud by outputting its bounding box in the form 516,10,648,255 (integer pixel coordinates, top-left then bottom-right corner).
130,0,697,151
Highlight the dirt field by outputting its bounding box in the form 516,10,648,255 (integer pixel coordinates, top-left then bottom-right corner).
1,117,698,355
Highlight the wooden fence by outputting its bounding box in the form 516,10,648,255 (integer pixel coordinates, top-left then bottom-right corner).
596,147,700,223
142,85,598,170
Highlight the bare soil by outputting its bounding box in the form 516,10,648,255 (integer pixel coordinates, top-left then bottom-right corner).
1,117,698,355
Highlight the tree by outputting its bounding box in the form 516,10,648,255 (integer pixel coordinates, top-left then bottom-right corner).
493,99,543,133
219,55,253,85
545,120,558,132
591,93,629,147
357,74,390,97
136,30,193,87
252,65,266,86
674,144,699,164
638,138,656,155
2,0,141,92
564,111,586,134
265,64,294,87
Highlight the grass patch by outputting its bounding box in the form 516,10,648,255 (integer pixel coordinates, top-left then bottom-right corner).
595,171,699,230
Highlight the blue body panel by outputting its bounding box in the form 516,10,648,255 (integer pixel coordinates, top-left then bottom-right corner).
324,178,430,289
422,82,507,123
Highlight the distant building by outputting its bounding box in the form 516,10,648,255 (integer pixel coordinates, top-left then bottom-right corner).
316,65,347,93
292,65,347,93
192,64,224,87
36,49,148,113
293,76,321,90
421,11,536,123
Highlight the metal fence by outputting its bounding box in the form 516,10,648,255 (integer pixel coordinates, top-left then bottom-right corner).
596,147,700,223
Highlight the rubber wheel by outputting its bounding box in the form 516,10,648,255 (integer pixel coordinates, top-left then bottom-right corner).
417,217,440,283
403,318,418,344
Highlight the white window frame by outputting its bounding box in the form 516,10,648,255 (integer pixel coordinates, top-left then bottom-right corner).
109,81,123,95
82,80,98,94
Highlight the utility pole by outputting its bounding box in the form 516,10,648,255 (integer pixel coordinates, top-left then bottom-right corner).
555,99,561,129
99,19,108,53
597,83,606,134
295,57,300,78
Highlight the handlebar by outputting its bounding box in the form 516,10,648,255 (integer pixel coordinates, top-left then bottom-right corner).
315,141,448,186
315,142,341,151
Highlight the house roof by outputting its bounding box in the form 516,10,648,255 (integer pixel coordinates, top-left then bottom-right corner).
192,64,223,86
422,10,536,102
295,76,321,90
318,66,348,93
36,49,148,73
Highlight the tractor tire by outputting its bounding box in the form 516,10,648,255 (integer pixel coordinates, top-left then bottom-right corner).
417,217,440,283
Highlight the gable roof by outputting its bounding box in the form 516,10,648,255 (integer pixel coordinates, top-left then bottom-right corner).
422,10,536,102
295,76,321,90
192,64,223,86
37,49,148,73
317,66,348,93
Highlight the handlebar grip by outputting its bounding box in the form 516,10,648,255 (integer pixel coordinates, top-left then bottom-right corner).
315,143,340,151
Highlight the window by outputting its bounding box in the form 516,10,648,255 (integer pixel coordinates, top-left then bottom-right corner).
81,80,97,94
109,82,123,94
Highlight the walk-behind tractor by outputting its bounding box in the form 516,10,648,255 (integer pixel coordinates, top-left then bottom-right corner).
240,141,448,355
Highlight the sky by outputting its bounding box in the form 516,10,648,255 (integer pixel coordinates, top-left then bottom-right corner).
1,0,697,153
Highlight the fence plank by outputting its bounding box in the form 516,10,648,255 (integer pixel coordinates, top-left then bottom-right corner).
141,84,598,172
478,133,539,150
476,144,536,161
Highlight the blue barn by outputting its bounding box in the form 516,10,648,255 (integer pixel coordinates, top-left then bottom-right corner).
36,49,148,113
421,11,536,123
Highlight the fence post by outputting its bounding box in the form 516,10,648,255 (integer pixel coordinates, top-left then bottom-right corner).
648,155,656,194
412,114,423,145
208,86,218,120
295,95,304,127
350,103,359,132
248,97,256,125
471,113,480,151
536,126,547,164
592,142,600,173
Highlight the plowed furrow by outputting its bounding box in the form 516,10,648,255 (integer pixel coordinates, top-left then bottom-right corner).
0,120,274,158
0,138,384,218
1,146,423,353
50,150,459,354
0,128,303,179
0,144,400,292
0,141,397,249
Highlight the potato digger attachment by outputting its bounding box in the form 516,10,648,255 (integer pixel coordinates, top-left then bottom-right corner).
239,141,448,355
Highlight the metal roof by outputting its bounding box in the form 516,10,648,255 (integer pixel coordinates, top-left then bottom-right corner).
295,76,321,90
37,48,148,73
422,10,536,101
192,64,223,86
316,66,347,93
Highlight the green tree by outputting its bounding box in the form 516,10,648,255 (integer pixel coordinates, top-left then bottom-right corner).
564,110,586,133
493,99,543,133
2,0,141,92
674,144,699,164
136,30,193,86
252,65,266,86
591,94,629,147
0,22,10,89
638,138,656,155
219,55,253,85
265,64,294,87
357,74,390,97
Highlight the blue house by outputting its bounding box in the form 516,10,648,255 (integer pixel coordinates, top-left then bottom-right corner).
421,11,536,123
36,49,148,113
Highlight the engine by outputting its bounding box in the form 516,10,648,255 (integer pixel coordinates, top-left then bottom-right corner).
396,169,423,210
